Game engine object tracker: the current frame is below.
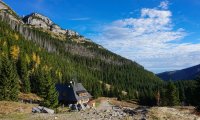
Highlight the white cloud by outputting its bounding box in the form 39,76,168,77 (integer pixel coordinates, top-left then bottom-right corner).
91,1,200,73
159,0,169,9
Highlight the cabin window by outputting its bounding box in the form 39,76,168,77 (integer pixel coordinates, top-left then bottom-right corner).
77,92,87,97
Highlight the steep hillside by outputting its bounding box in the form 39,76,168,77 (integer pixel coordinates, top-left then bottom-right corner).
0,1,162,103
157,64,200,81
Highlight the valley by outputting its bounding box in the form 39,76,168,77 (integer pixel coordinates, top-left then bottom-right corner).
0,0,200,120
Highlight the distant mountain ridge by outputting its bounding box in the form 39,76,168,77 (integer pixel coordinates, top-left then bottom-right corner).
157,64,200,81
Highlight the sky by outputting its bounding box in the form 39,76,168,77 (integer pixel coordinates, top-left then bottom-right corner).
3,0,200,73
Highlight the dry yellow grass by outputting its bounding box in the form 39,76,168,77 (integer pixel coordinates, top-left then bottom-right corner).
110,99,138,108
147,107,200,120
0,101,38,114
19,92,42,101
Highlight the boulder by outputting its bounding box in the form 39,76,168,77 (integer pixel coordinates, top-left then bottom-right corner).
32,107,41,113
32,106,54,114
42,107,54,114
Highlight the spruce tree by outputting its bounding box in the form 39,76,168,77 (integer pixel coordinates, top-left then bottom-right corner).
179,86,185,105
17,55,31,93
160,88,168,106
166,82,180,106
38,70,58,108
0,56,19,101
92,82,102,98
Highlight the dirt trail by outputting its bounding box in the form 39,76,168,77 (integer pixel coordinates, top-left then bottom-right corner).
97,100,112,111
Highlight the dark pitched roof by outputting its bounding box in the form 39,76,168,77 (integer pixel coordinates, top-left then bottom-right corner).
56,84,77,102
56,83,92,102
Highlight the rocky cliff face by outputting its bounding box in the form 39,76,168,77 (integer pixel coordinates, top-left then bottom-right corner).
0,1,23,23
22,13,79,37
23,13,53,29
0,1,7,10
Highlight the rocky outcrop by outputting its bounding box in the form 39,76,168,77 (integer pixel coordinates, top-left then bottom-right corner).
0,1,8,10
66,30,79,36
23,13,53,29
0,1,23,23
50,24,66,35
22,13,79,37
0,10,57,53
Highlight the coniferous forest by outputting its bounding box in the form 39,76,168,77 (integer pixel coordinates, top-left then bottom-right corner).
0,2,200,110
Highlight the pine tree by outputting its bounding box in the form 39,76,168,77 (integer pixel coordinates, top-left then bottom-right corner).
179,86,186,105
17,55,30,93
38,70,58,108
166,82,180,106
0,56,19,101
160,87,167,106
91,82,102,98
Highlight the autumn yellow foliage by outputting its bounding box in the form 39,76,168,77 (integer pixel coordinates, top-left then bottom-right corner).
13,33,19,41
32,52,40,65
10,45,20,61
31,52,41,71
36,55,41,65
32,52,37,62
42,65,52,72
56,69,62,80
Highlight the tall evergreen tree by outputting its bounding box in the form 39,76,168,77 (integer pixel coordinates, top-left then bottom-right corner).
0,56,19,101
179,86,186,105
17,55,31,93
38,70,58,108
160,87,167,106
166,82,180,106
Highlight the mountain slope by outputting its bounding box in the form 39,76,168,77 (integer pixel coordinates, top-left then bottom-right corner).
157,64,200,81
0,1,162,101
